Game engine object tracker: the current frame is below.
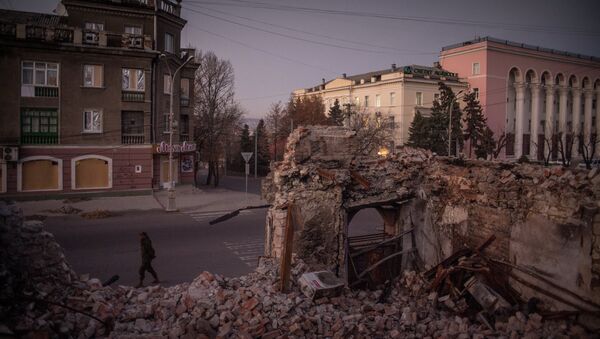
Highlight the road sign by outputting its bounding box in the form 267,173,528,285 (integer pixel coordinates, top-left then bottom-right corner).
241,152,253,163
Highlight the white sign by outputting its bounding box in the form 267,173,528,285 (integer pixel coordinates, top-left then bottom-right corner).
241,152,253,163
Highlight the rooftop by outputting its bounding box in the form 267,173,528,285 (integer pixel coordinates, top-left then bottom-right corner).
441,36,600,63
0,9,65,27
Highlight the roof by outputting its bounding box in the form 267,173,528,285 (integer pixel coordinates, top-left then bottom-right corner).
0,9,65,27
441,36,600,63
304,64,461,92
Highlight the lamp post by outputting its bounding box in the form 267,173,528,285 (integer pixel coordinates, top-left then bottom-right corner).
448,89,465,157
160,53,194,212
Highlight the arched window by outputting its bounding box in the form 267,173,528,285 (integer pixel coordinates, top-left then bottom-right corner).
18,156,63,192
71,155,112,189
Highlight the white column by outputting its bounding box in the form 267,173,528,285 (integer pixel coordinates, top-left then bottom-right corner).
514,82,526,158
558,86,569,149
571,88,582,157
530,83,541,159
544,85,555,159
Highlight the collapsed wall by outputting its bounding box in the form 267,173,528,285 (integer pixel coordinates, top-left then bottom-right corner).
263,126,600,311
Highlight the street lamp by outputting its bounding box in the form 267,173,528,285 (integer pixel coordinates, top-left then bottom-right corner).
159,53,194,212
448,89,465,157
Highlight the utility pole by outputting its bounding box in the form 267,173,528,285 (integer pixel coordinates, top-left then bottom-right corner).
159,53,194,212
254,127,258,179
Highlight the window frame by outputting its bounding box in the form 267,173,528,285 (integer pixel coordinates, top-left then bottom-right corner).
71,154,113,190
22,61,59,87
364,95,369,107
390,92,395,106
17,156,63,192
163,113,171,133
0,162,6,193
180,78,190,99
375,94,381,107
85,22,104,31
82,108,103,133
124,25,142,35
122,68,145,92
473,88,480,100
416,92,423,106
82,64,104,88
164,32,174,53
472,62,481,75
21,108,58,136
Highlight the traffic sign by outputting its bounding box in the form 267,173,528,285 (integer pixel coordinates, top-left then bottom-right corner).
241,152,253,163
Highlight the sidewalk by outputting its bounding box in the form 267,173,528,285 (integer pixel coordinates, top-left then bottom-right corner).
15,184,266,216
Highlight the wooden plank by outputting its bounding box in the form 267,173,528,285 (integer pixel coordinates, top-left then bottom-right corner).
350,228,413,259
279,204,295,293
316,168,336,182
349,170,371,189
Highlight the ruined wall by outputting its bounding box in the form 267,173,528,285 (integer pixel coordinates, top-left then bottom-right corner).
263,126,600,309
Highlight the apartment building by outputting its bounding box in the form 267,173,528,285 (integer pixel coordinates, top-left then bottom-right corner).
293,64,468,147
440,37,600,160
0,0,198,196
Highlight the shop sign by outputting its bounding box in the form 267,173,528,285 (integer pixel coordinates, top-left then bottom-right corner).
154,141,196,154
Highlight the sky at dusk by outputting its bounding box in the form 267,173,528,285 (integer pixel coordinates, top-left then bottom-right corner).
2,0,600,119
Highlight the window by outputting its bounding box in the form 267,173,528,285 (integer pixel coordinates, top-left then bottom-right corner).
180,115,189,135
416,92,423,106
71,155,112,190
22,61,58,87
122,68,145,91
355,96,360,106
180,78,190,98
125,25,142,35
165,32,174,53
83,64,103,87
434,93,440,102
18,156,62,192
364,95,369,107
85,22,104,31
164,74,172,94
21,109,58,135
473,88,479,100
163,113,171,133
375,94,381,107
83,109,103,133
390,92,395,106
122,111,144,135
472,62,480,75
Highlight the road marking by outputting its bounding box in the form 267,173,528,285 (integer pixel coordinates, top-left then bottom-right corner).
223,237,264,267
184,209,253,223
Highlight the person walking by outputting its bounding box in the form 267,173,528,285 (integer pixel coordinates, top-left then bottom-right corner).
136,232,159,287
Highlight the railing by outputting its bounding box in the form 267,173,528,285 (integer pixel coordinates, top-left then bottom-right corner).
26,26,46,40
35,86,59,97
53,28,74,43
21,134,58,145
123,34,144,49
159,0,180,16
180,97,189,107
0,22,16,37
122,134,145,144
122,91,145,102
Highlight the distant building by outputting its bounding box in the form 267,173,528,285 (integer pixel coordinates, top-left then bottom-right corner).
440,36,600,160
0,0,198,196
293,64,468,147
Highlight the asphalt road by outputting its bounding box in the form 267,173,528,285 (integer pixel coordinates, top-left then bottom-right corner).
45,207,266,287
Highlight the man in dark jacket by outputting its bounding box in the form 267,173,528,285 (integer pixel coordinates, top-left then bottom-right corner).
136,232,159,287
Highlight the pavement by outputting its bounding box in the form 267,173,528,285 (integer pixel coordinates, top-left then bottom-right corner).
17,176,267,217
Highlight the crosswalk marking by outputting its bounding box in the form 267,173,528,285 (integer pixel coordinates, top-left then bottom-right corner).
223,237,264,267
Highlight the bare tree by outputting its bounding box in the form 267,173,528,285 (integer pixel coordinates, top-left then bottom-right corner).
265,101,288,162
578,132,599,169
193,51,243,187
492,131,508,159
347,107,394,156
556,131,575,167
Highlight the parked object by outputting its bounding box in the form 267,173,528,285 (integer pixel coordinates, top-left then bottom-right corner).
298,271,345,300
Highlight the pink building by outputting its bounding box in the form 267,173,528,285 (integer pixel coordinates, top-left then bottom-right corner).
440,37,600,160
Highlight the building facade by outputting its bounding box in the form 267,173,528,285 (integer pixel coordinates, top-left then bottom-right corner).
0,0,198,197
440,36,600,160
293,64,468,147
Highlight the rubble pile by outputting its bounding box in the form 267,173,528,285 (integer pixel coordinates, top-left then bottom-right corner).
1,201,596,338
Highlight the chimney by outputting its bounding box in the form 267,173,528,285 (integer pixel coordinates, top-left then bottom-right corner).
342,73,347,78
391,63,397,71
322,78,326,84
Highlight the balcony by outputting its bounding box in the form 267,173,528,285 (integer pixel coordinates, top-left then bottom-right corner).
26,26,46,40
83,30,100,45
123,34,144,49
122,134,145,144
35,86,59,97
122,91,145,102
21,134,58,145
180,97,190,107
0,22,16,37
159,0,181,16
53,28,74,43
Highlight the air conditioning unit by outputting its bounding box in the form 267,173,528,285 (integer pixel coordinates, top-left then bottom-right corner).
2,147,18,162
